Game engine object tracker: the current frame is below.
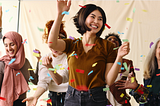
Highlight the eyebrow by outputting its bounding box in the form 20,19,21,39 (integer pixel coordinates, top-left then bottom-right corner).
90,14,103,19
4,42,14,45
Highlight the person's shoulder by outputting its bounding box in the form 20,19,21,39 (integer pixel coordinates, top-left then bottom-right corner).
0,61,5,67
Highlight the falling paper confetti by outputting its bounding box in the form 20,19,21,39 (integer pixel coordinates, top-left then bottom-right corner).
120,93,124,98
37,27,44,32
0,97,6,101
117,62,121,65
33,50,39,53
22,39,27,44
149,42,154,48
33,52,40,57
113,47,119,50
88,70,93,75
76,69,84,74
9,17,13,22
122,39,129,42
85,44,96,46
29,76,34,80
28,69,35,70
121,67,124,70
16,72,20,76
70,79,75,83
105,23,111,29
135,68,140,71
5,9,9,12
123,62,128,71
131,77,134,83
69,36,75,40
92,62,97,67
9,58,16,65
126,17,133,22
79,5,86,8
118,31,124,34
33,88,37,90
147,85,152,87
62,11,69,15
103,87,110,91
142,10,147,12
125,3,129,5
133,8,136,13
48,68,55,71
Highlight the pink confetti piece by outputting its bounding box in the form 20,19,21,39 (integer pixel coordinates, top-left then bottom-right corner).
105,23,111,29
29,10,31,12
76,69,84,74
22,39,27,44
79,5,86,8
149,42,154,48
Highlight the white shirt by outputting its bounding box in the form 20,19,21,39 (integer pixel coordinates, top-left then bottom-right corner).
38,53,69,92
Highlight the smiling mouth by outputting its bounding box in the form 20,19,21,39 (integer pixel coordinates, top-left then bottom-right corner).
91,25,98,29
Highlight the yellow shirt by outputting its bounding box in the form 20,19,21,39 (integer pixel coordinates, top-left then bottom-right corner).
63,37,117,89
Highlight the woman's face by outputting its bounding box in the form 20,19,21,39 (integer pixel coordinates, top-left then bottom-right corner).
4,38,17,57
107,36,120,47
85,10,103,34
156,41,160,60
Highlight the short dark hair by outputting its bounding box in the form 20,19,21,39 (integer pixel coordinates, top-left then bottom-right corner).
105,33,122,46
73,4,106,37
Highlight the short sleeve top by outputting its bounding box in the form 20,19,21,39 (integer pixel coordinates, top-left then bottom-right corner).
63,37,117,89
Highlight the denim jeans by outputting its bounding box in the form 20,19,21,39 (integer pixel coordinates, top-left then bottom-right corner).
47,91,66,106
64,85,108,106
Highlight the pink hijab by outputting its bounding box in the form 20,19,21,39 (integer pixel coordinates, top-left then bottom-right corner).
0,31,29,106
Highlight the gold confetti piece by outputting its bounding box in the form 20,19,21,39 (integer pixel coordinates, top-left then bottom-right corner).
92,62,97,67
131,77,134,83
33,88,37,90
142,10,147,12
60,67,65,70
58,64,62,66
69,51,75,57
54,70,56,74
33,52,40,57
126,17,133,22
120,93,124,98
138,22,141,24
28,69,35,70
147,85,152,87
125,3,129,5
13,5,17,8
45,27,48,34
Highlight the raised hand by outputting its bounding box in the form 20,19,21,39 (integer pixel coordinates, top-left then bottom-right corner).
57,0,71,15
22,97,38,106
117,42,130,58
42,56,53,69
115,72,139,90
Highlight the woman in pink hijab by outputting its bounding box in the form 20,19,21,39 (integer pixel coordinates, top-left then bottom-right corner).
0,31,38,106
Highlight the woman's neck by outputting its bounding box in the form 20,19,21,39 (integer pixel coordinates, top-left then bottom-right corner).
82,33,97,44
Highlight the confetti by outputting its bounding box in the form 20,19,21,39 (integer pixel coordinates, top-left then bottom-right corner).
125,100,128,103
37,27,44,32
149,42,154,48
60,67,65,70
122,39,129,42
5,9,9,12
131,77,134,83
142,10,147,12
79,5,86,8
55,64,60,70
147,85,152,87
33,50,39,53
28,90,30,92
69,36,75,40
70,79,75,83
47,99,52,105
29,10,31,12
33,88,37,90
126,17,133,22
123,62,128,71
137,89,144,94
103,87,109,91
135,68,140,71
22,39,27,44
76,85,88,91
9,58,16,65
85,44,96,46
48,42,53,43
16,72,20,76
113,47,119,50
140,55,143,57
48,68,55,71
88,70,93,75
9,17,13,22
92,62,97,67
117,62,121,65
13,5,17,8
118,31,124,34
156,73,160,76
76,69,84,74
54,70,56,73
28,68,35,70
39,60,42,65
28,82,33,85
125,3,129,5
0,97,6,101
29,76,34,80
120,93,124,98
121,67,124,70
116,0,119,2
105,23,111,29
62,11,69,15
133,8,136,13
33,52,40,57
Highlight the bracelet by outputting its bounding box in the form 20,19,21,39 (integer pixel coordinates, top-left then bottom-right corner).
134,84,141,92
